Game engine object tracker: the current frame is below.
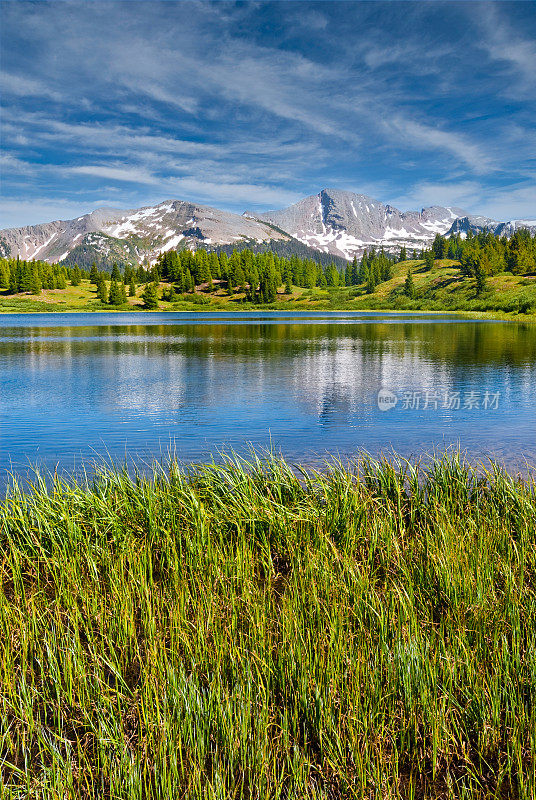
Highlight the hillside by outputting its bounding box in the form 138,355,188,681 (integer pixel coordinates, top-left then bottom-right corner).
2,256,535,316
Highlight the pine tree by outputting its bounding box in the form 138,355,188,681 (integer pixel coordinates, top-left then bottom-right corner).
89,263,99,284
129,278,136,297
235,265,246,293
0,261,9,289
432,234,445,259
184,269,193,293
400,246,407,261
108,279,122,305
474,258,487,295
366,270,376,294
120,281,128,304
29,266,42,295
71,265,81,286
350,256,359,285
111,263,121,282
404,269,416,299
9,263,19,294
97,276,108,304
142,281,159,309
358,254,369,284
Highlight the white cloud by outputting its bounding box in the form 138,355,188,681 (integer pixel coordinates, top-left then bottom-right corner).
476,4,536,97
68,164,158,184
0,197,114,229
385,118,494,174
0,71,62,102
391,181,482,214
392,179,536,222
1,0,534,227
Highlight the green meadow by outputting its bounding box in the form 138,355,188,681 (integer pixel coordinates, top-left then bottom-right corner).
1,261,536,318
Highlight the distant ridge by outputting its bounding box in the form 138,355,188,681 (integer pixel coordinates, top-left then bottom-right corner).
2,190,535,266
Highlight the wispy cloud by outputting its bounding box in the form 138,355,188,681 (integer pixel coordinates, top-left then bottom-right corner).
0,71,62,102
1,1,535,227
475,3,536,98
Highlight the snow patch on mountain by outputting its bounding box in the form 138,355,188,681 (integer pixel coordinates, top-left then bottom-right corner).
2,190,534,266
252,190,468,259
0,199,292,266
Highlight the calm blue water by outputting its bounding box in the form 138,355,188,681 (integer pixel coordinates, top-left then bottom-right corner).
1,311,535,483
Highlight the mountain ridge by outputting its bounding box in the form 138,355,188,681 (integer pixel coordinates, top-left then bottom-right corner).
1,189,535,266
248,188,467,259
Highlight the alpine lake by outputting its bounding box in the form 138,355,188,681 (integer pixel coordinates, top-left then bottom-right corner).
1,311,535,485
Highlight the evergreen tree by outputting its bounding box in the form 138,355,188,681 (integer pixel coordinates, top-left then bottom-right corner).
424,251,435,271
142,281,159,309
41,264,54,289
0,262,9,289
129,278,136,297
9,263,19,294
111,263,121,282
432,234,446,259
97,275,108,304
71,265,82,286
350,256,359,285
358,254,369,284
404,269,416,299
475,258,487,295
89,263,99,284
29,266,42,295
366,270,376,294
235,265,246,293
108,279,123,305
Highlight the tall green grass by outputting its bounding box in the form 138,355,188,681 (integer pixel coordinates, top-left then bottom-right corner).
0,452,535,798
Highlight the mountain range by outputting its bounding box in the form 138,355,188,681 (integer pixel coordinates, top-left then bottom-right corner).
1,189,535,266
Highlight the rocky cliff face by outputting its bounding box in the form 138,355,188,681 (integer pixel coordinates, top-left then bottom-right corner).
250,189,465,259
447,215,536,239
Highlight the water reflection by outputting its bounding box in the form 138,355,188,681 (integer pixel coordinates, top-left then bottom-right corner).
1,313,535,480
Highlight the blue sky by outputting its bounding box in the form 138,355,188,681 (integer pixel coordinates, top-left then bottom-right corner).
1,0,535,228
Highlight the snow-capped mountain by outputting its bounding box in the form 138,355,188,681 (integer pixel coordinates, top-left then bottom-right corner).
0,200,293,266
447,215,536,239
249,189,466,259
1,189,534,266
446,214,500,237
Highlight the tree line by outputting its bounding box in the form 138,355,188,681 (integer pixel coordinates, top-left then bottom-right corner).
3,227,535,305
0,257,80,294
155,247,399,301
399,229,536,298
431,229,536,277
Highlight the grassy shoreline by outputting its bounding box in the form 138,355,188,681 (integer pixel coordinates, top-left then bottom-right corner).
1,451,535,797
1,306,534,322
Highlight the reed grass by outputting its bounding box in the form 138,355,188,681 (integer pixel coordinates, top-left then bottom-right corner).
0,451,535,798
